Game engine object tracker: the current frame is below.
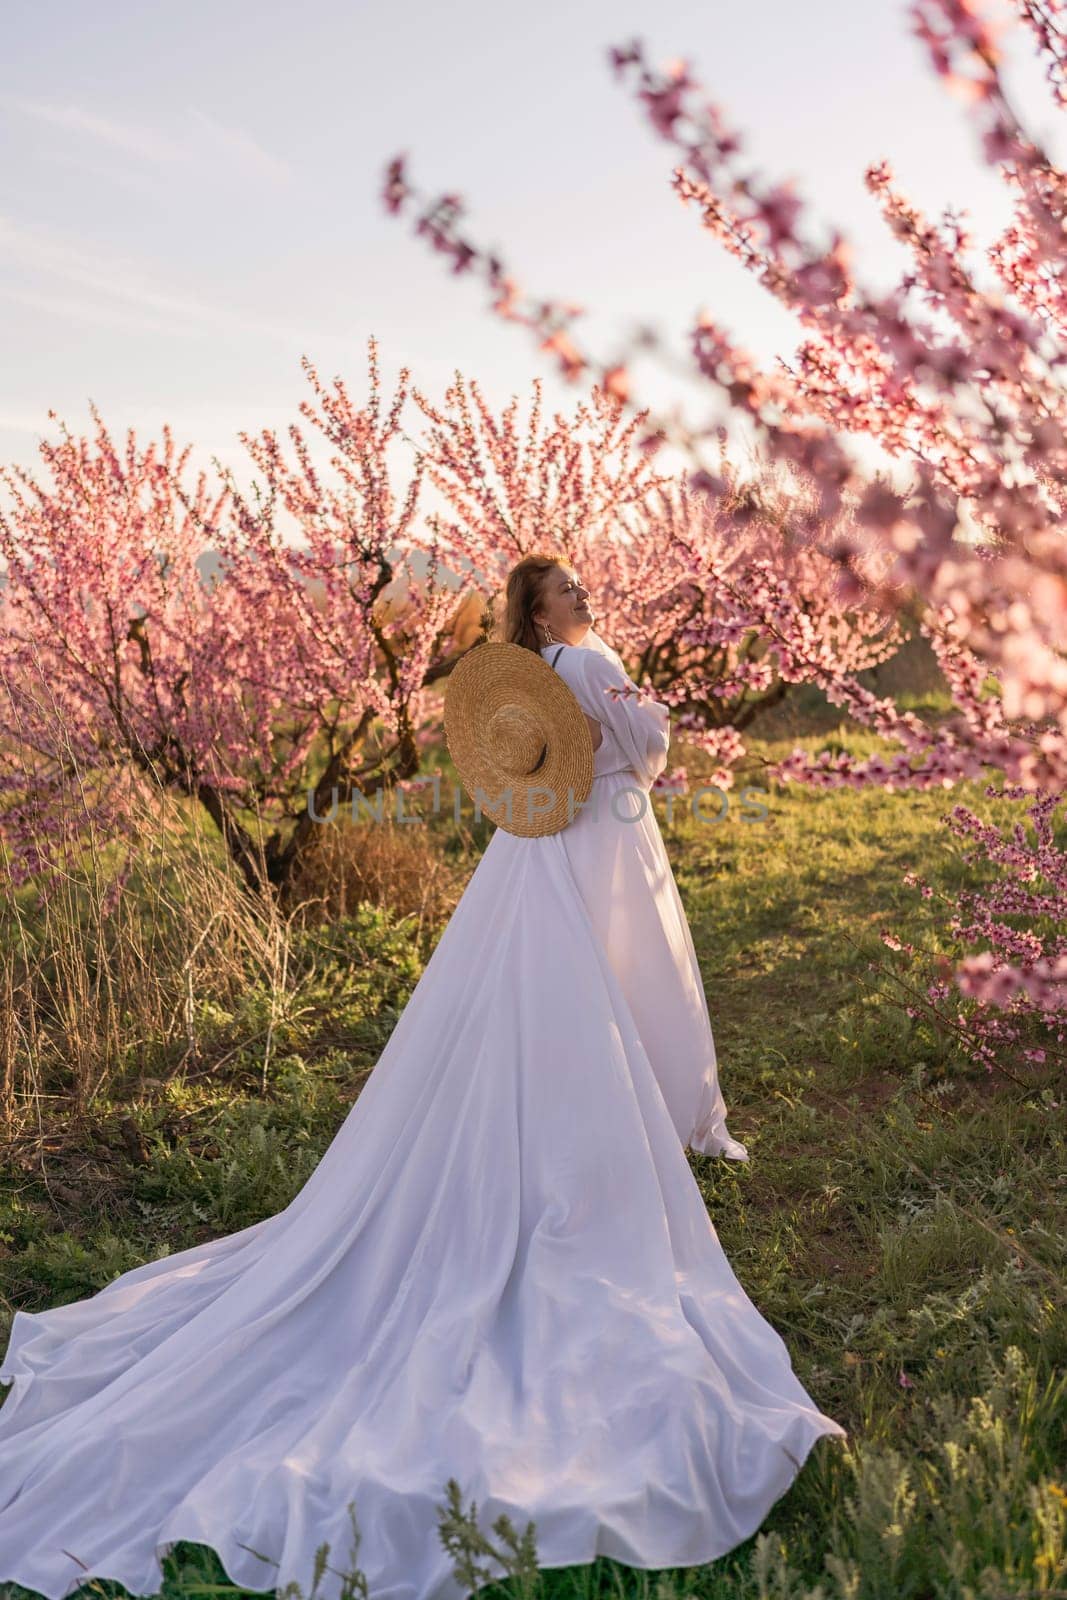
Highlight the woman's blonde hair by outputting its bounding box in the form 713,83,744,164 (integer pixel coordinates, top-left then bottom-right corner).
502,552,570,654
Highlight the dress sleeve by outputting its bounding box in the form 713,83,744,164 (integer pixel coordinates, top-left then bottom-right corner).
576,646,671,791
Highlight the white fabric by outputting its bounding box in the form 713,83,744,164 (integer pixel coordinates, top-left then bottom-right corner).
542,633,741,1157
0,625,847,1600
551,633,673,791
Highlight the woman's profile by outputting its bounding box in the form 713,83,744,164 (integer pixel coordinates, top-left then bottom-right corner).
0,552,847,1600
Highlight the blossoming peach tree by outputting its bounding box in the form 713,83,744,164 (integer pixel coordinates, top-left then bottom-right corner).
0,341,460,904
382,0,1066,1075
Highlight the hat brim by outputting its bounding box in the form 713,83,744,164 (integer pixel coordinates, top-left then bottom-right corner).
444,643,595,837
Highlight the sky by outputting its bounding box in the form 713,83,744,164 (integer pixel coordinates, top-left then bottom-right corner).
1,0,1060,527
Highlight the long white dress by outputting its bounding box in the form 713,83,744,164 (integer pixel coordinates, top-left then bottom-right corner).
0,628,847,1600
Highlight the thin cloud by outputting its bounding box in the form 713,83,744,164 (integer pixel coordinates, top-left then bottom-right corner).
0,214,330,345
38,149,166,197
1,95,186,163
0,93,293,184
187,107,293,185
0,281,194,339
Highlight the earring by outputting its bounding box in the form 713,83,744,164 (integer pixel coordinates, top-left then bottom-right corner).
541,621,556,645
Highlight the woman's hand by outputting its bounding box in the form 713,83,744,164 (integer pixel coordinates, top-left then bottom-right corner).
584,713,603,751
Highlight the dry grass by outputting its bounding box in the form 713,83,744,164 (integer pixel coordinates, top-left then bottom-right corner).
280,813,463,934
0,752,466,1140
0,779,306,1134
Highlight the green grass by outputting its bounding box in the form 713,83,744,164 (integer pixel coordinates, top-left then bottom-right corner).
1,700,1064,1600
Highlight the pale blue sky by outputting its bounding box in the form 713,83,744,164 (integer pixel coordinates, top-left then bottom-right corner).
1,0,1057,509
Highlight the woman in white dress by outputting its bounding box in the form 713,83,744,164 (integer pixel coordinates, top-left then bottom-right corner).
0,554,847,1600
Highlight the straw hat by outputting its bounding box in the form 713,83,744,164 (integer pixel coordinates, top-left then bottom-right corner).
444,641,594,837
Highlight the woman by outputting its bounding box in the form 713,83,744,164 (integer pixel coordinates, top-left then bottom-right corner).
0,554,847,1600
516,554,748,1162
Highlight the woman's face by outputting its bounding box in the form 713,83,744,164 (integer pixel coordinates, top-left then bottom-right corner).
533,564,594,645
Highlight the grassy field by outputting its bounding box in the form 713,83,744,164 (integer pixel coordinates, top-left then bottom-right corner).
1,674,1064,1599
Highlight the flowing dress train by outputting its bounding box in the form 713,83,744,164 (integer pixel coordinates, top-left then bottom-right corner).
0,629,847,1600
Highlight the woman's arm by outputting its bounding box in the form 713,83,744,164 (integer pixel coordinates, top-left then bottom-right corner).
577,647,669,790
